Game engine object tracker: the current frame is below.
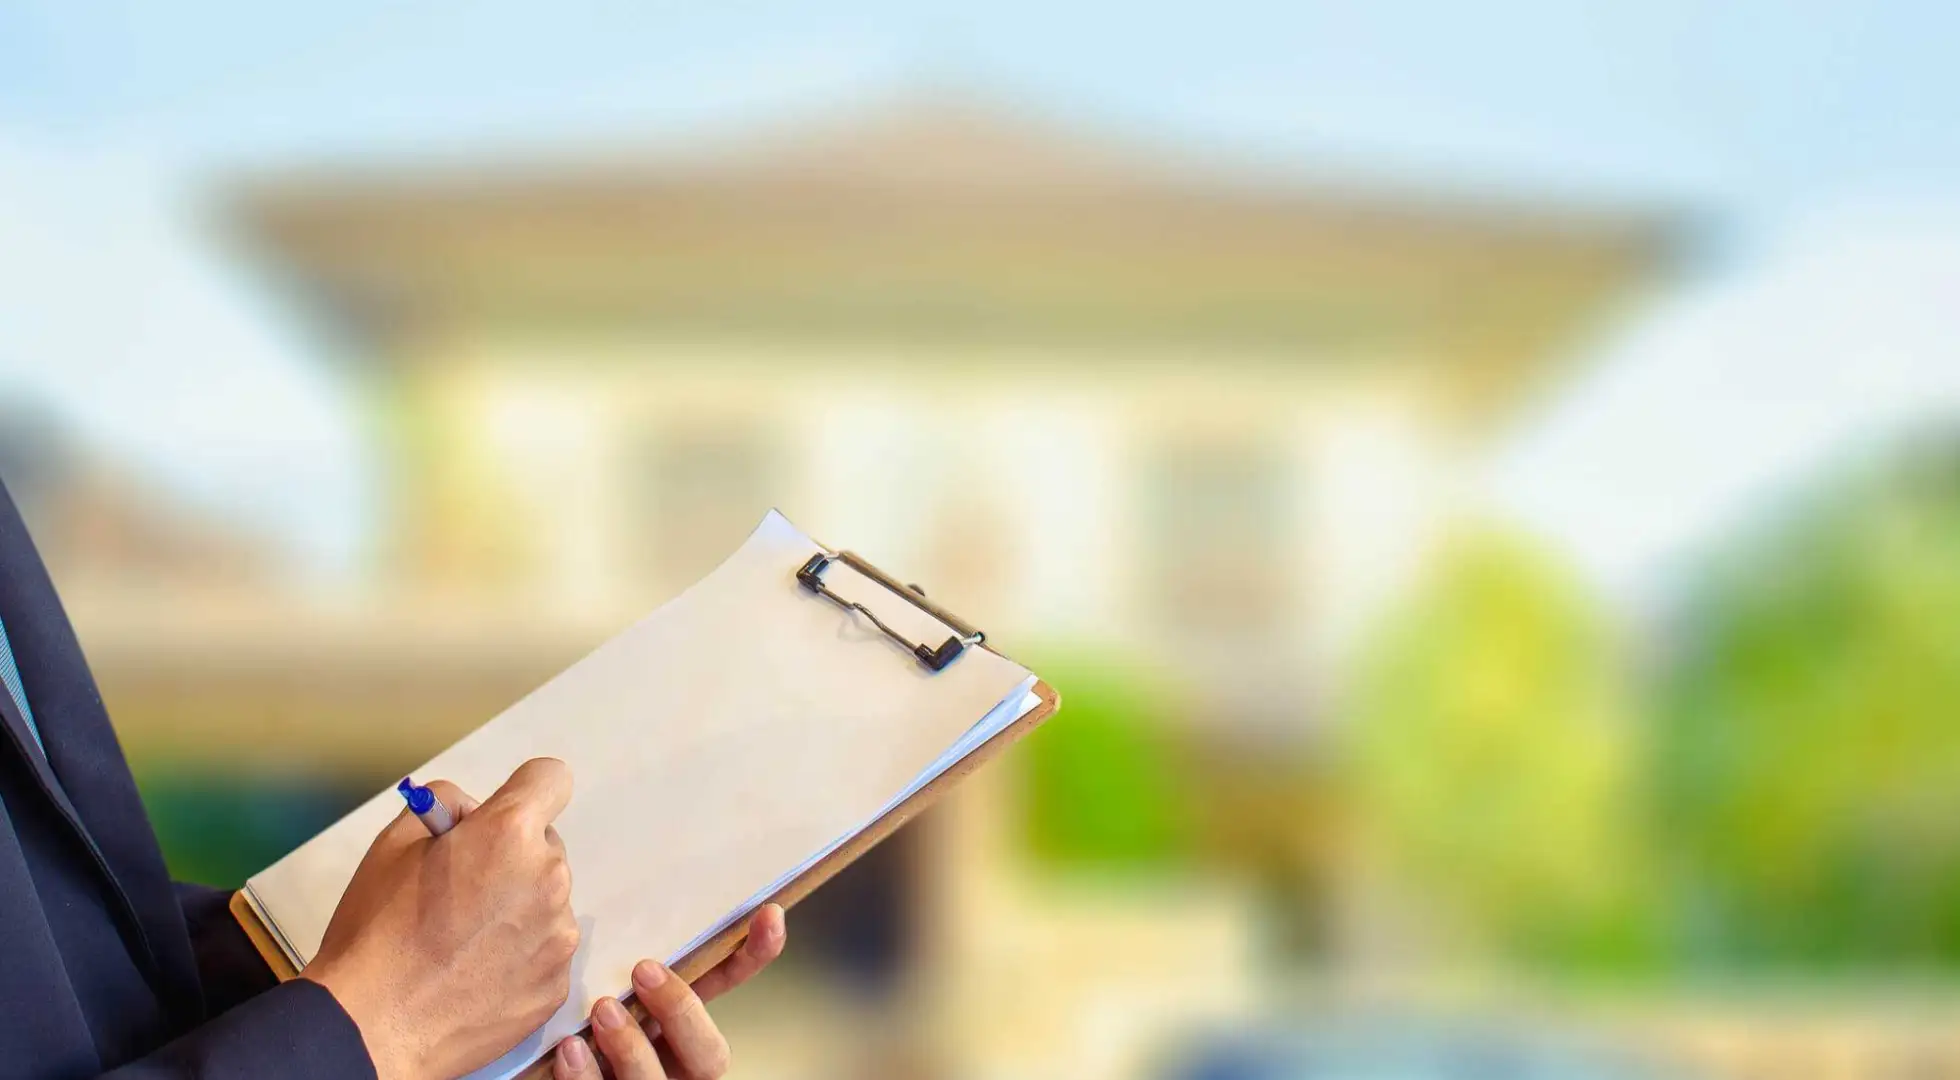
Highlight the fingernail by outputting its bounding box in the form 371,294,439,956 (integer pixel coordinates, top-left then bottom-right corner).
593,996,629,1031
633,960,667,990
557,1037,590,1072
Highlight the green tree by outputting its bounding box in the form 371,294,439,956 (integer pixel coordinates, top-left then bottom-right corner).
1018,650,1198,873
1345,528,1650,969
1654,438,1960,971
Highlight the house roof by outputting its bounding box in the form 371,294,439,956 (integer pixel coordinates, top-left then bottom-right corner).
229,98,1679,362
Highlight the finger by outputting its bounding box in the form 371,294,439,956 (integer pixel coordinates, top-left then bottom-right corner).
634,961,728,1079
590,995,666,1079
692,905,787,1003
551,1034,603,1080
479,757,574,827
371,805,430,851
422,779,481,820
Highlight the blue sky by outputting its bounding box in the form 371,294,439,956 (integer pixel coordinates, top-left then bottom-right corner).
1,1,1957,584
4,0,1957,202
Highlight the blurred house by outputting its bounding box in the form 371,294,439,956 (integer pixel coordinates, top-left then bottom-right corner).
228,97,1669,716
87,100,1673,1078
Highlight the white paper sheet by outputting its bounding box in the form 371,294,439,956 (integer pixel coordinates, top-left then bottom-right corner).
665,683,1042,966
244,511,1039,1079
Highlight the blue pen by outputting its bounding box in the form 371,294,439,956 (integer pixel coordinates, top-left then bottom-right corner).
398,776,457,836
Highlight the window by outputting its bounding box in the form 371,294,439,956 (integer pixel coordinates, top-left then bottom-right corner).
1142,439,1294,636
637,426,782,587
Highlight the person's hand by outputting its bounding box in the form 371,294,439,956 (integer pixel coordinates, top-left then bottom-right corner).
550,905,788,1080
303,758,580,1080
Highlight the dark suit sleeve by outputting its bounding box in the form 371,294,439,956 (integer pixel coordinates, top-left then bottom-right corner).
174,882,281,1015
95,977,378,1080
77,883,379,1079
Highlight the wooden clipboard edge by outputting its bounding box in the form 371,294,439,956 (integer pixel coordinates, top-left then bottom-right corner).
232,679,1060,1074
229,889,300,981
665,677,1059,974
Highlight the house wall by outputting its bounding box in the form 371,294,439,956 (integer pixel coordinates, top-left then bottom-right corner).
365,330,1461,703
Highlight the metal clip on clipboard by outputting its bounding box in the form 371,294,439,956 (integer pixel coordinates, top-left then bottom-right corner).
797,550,986,672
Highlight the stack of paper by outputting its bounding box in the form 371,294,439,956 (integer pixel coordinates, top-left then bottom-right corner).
241,511,1043,1079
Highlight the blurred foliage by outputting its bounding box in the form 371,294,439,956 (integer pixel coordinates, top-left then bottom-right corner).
1344,529,1654,970
139,769,369,887
1342,435,1960,978
1653,436,1960,971
1019,649,1199,873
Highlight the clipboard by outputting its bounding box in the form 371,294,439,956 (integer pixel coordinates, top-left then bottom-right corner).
230,541,1060,1075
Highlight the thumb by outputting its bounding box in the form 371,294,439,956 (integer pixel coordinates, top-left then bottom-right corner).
480,757,574,827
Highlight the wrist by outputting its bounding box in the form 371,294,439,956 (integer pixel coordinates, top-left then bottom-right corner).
305,954,426,1080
